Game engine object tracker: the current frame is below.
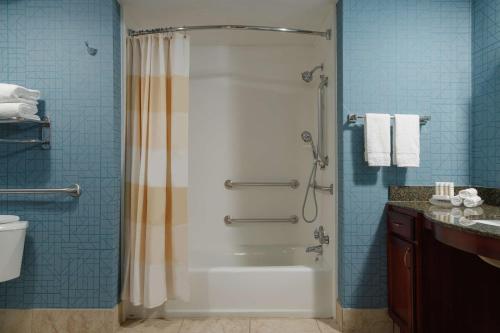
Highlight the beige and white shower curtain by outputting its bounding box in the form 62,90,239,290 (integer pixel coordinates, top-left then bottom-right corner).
122,33,190,308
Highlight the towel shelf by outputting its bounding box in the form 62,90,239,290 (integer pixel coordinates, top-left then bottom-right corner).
347,114,430,125
0,184,81,197
224,179,299,189
224,215,299,224
0,116,50,149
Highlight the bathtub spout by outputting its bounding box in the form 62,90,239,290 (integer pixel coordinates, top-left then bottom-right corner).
306,245,323,255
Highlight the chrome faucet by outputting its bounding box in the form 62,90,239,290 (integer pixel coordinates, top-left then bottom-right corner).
306,245,323,255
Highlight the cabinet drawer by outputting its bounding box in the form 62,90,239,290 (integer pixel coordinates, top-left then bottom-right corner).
388,211,415,240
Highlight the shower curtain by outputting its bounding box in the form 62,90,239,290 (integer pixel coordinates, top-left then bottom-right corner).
122,33,190,309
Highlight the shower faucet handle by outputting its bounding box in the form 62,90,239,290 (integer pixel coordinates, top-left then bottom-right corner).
314,226,330,245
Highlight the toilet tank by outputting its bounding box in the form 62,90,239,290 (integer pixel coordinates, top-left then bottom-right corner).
0,221,28,283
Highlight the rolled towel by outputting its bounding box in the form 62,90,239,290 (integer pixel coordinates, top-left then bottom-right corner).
450,195,463,207
0,97,38,105
0,103,38,119
0,83,40,100
459,188,478,199
0,215,20,224
464,195,482,208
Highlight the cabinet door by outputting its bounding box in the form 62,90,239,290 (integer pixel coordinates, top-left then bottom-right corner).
388,235,414,333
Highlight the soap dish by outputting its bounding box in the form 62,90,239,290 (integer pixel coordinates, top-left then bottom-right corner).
429,198,453,208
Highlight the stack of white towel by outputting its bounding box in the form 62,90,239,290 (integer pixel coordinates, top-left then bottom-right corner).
0,83,41,120
451,188,483,208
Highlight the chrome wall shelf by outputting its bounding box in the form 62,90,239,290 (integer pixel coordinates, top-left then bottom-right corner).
0,116,51,149
224,179,299,189
224,215,298,225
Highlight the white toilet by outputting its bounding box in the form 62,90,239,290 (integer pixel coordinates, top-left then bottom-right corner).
0,217,28,283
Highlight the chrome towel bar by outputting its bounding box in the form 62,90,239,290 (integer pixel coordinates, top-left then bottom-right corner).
0,184,81,197
224,215,298,225
347,114,431,125
224,179,299,189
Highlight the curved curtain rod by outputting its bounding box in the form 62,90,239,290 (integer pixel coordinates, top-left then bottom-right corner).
128,25,331,40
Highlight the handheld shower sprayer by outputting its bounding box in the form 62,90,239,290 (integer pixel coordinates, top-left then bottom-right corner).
301,131,317,160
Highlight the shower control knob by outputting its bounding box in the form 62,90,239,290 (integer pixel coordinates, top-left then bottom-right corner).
314,226,330,245
314,228,320,240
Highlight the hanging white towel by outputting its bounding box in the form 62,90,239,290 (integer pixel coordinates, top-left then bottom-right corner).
393,114,420,167
0,103,38,119
364,113,391,166
0,83,40,100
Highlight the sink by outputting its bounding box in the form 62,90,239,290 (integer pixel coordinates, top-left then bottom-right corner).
472,220,500,227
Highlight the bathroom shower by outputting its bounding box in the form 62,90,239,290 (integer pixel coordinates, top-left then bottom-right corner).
301,64,330,223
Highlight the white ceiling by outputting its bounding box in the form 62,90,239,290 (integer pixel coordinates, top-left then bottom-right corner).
119,0,335,45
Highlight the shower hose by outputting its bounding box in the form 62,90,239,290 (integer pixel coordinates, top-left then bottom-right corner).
302,161,318,223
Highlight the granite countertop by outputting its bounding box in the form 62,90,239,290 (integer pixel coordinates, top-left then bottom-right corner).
388,201,500,240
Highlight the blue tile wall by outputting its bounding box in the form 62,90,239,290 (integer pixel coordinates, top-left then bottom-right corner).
471,0,500,187
0,0,121,308
337,0,471,308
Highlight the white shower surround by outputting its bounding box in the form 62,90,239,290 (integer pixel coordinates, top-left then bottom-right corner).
121,0,337,319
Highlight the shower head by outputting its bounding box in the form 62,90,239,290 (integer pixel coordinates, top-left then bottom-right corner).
301,131,313,143
301,64,324,83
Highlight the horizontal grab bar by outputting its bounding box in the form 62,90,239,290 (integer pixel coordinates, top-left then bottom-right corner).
0,138,50,144
224,215,298,225
0,184,81,198
224,179,299,189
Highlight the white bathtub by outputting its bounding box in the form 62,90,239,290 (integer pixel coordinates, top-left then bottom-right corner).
156,246,333,318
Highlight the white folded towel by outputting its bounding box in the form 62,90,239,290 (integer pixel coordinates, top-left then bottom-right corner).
464,195,482,208
0,103,38,119
0,83,40,100
393,114,420,167
0,215,20,224
364,113,391,166
0,97,38,105
459,188,478,199
450,195,463,207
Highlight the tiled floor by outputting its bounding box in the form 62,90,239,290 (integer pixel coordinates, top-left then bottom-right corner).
119,318,341,333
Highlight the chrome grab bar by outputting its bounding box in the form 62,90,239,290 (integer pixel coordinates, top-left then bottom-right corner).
0,184,81,197
224,215,298,225
224,179,299,189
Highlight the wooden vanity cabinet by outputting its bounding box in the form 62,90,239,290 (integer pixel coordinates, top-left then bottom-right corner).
387,204,500,333
387,207,422,333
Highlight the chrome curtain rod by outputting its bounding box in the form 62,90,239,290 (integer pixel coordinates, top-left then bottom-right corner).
0,184,81,197
128,25,331,40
